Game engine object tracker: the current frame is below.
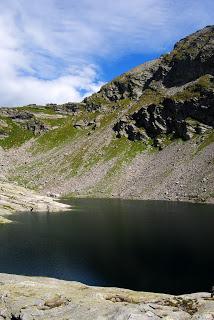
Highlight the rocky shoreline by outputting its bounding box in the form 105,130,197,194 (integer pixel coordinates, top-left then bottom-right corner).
0,180,71,223
0,273,213,320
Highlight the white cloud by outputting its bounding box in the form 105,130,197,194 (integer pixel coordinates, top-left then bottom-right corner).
0,64,103,106
0,0,213,106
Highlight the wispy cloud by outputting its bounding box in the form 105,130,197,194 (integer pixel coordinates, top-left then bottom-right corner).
0,0,213,106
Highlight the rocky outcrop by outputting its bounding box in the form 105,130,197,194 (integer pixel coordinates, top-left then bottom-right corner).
74,116,101,130
114,83,214,147
80,26,214,149
99,59,162,102
52,102,85,114
0,273,213,320
0,109,50,135
24,119,50,135
162,25,214,87
94,26,214,104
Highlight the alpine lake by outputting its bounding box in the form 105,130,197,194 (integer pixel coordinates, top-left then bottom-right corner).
0,199,213,295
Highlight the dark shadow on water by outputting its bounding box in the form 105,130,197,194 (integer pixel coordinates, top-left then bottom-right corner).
0,199,213,294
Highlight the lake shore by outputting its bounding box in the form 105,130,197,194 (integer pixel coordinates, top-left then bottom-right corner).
1,179,213,225
0,273,213,320
0,180,71,223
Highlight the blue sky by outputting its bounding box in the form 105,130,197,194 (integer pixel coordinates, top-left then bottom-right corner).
0,0,213,106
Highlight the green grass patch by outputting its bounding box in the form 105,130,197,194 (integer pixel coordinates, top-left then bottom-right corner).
196,131,214,153
128,89,164,114
85,93,108,106
68,148,88,176
103,136,147,161
87,137,149,196
172,75,214,101
31,118,84,153
40,117,67,127
0,117,34,149
19,105,56,114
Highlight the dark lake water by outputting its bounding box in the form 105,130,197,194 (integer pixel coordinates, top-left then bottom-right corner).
0,199,213,294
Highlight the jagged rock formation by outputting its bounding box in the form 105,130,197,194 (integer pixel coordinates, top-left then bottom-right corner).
93,25,214,102
0,273,213,320
0,108,53,135
90,26,214,148
114,82,214,147
0,26,213,202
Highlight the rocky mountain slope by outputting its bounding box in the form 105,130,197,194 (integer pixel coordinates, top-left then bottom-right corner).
0,26,214,203
0,273,213,320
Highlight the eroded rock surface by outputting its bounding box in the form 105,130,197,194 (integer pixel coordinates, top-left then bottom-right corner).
0,180,70,223
113,83,214,147
94,26,214,104
0,274,213,320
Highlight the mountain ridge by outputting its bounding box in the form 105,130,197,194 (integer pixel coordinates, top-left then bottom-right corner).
0,25,213,203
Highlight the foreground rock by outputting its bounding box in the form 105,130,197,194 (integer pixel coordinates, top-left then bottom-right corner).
0,181,70,223
0,274,213,320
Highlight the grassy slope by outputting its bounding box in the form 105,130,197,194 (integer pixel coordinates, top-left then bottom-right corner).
1,77,214,202
0,116,34,149
0,98,153,193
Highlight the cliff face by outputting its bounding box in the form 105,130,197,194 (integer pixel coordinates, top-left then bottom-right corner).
0,26,214,203
113,82,214,147
86,26,214,148
92,26,214,101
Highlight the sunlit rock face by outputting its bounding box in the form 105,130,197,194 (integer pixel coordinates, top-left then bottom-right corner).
0,273,213,320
